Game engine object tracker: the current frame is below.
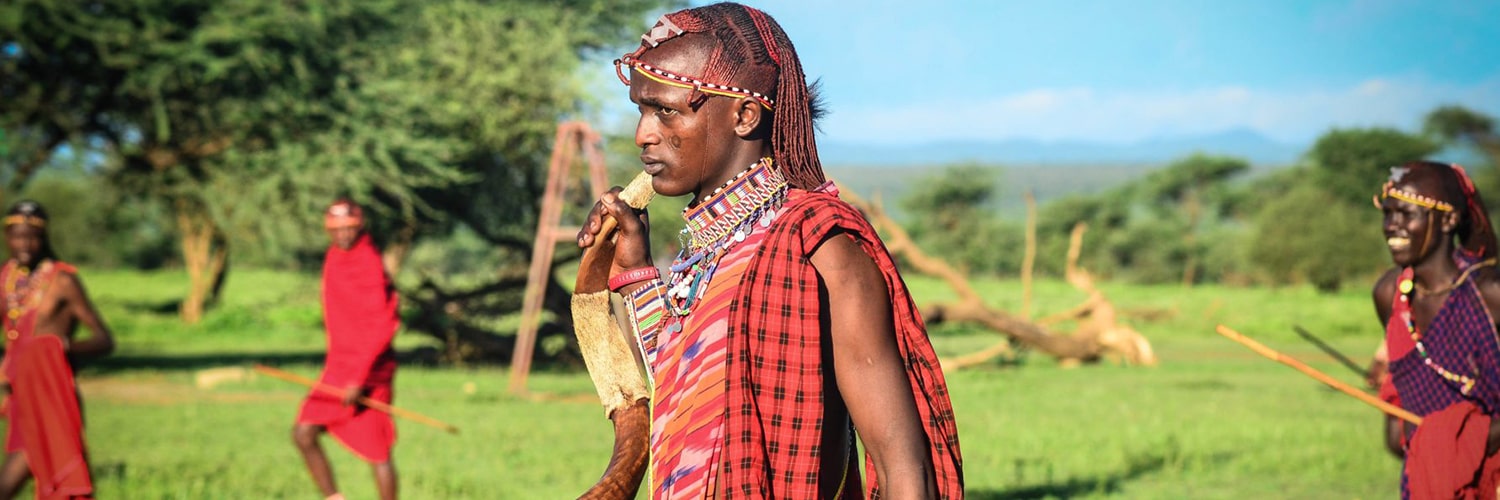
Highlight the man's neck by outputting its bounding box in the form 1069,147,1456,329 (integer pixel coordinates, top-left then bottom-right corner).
1412,245,1461,289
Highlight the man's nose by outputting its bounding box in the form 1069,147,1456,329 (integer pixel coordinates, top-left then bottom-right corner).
635,119,660,149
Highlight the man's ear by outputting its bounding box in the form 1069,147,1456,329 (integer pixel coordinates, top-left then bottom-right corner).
1444,210,1462,233
733,98,765,138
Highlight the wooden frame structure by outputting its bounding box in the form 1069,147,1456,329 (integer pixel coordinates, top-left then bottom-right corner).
508,122,610,395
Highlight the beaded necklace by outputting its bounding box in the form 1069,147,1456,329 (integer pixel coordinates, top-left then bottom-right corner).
2,260,49,341
1396,258,1497,395
664,158,787,316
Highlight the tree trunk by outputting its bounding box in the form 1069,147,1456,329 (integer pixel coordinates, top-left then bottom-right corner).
1020,191,1037,319
176,198,228,324
1181,189,1201,287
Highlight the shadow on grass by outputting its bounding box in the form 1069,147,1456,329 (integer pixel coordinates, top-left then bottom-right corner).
79,346,585,376
82,351,327,375
967,444,1235,499
121,299,183,316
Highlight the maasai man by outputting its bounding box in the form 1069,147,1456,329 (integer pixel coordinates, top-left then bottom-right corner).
578,3,963,498
1372,161,1500,498
0,201,114,499
293,199,399,500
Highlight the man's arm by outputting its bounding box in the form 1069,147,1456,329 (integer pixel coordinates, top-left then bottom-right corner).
1469,269,1500,455
1368,269,1398,389
810,230,936,499
60,273,113,358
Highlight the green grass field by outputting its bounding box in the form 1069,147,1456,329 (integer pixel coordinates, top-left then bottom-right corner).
17,267,1403,498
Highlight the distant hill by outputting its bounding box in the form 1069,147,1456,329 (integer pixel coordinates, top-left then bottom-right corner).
826,163,1161,221
819,128,1305,167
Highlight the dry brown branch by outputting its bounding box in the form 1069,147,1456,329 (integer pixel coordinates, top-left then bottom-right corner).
840,186,1155,366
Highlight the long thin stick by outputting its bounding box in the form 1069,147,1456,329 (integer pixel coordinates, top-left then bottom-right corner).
253,364,460,434
1291,325,1368,378
1215,325,1422,425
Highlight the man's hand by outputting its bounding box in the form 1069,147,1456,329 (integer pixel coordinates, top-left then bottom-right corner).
1366,359,1389,391
577,188,653,278
341,386,363,406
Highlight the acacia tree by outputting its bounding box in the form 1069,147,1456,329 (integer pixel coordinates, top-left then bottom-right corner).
1425,105,1499,165
2,0,668,325
1139,154,1249,285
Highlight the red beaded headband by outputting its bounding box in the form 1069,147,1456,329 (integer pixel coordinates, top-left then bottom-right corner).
613,14,775,111
614,56,775,111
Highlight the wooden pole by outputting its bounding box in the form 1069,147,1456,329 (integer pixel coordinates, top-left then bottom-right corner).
1214,325,1421,425
253,364,460,434
1020,190,1037,320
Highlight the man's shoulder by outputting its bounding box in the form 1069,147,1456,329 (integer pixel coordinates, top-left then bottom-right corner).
777,189,864,225
45,260,77,275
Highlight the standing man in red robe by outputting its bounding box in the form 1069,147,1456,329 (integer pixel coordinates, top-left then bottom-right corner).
0,200,114,499
293,199,399,500
579,4,963,497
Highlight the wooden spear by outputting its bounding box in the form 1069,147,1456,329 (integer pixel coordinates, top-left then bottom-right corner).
1215,325,1421,425
252,364,460,434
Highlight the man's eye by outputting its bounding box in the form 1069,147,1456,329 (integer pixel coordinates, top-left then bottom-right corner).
657,108,678,116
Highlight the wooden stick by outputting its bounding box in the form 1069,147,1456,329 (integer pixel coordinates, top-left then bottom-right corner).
1215,325,1421,425
253,364,460,434
1292,325,1368,378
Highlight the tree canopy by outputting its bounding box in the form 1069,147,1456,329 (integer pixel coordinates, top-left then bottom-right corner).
2,0,673,335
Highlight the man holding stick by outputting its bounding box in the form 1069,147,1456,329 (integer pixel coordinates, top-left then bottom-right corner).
1372,161,1500,498
293,199,399,500
578,3,962,498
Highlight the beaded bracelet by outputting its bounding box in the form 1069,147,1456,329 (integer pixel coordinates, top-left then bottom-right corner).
627,279,667,367
609,266,661,292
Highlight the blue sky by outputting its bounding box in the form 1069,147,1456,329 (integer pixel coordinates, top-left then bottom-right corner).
595,0,1500,147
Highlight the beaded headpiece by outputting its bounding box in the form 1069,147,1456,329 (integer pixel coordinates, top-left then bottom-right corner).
1,215,45,229
3,200,47,229
1374,180,1454,212
324,200,364,229
615,55,775,111
612,3,827,191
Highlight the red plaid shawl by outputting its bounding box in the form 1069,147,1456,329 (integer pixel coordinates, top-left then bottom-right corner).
721,188,964,499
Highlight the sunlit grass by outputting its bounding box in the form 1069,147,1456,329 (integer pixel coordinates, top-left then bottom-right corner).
28,269,1400,498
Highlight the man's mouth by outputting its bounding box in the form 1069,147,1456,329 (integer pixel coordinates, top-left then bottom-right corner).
640,155,664,175
1388,236,1411,250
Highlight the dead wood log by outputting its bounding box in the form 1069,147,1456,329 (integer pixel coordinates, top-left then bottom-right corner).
840,186,1155,366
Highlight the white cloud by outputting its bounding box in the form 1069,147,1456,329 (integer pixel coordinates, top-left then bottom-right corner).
821,76,1500,145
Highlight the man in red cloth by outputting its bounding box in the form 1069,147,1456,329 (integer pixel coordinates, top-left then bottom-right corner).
579,3,962,498
293,199,399,500
0,200,114,499
1371,162,1500,498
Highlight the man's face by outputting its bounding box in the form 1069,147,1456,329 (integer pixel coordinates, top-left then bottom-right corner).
628,38,742,200
4,224,44,268
327,226,360,251
1381,180,1453,267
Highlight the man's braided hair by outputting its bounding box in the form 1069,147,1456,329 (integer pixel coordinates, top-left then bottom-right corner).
629,2,827,190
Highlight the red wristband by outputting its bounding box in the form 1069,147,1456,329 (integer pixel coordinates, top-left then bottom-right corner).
608,266,660,292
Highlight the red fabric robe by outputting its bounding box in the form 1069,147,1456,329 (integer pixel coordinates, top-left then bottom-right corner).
1,260,93,499
720,187,965,499
296,234,399,463
1405,401,1500,500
